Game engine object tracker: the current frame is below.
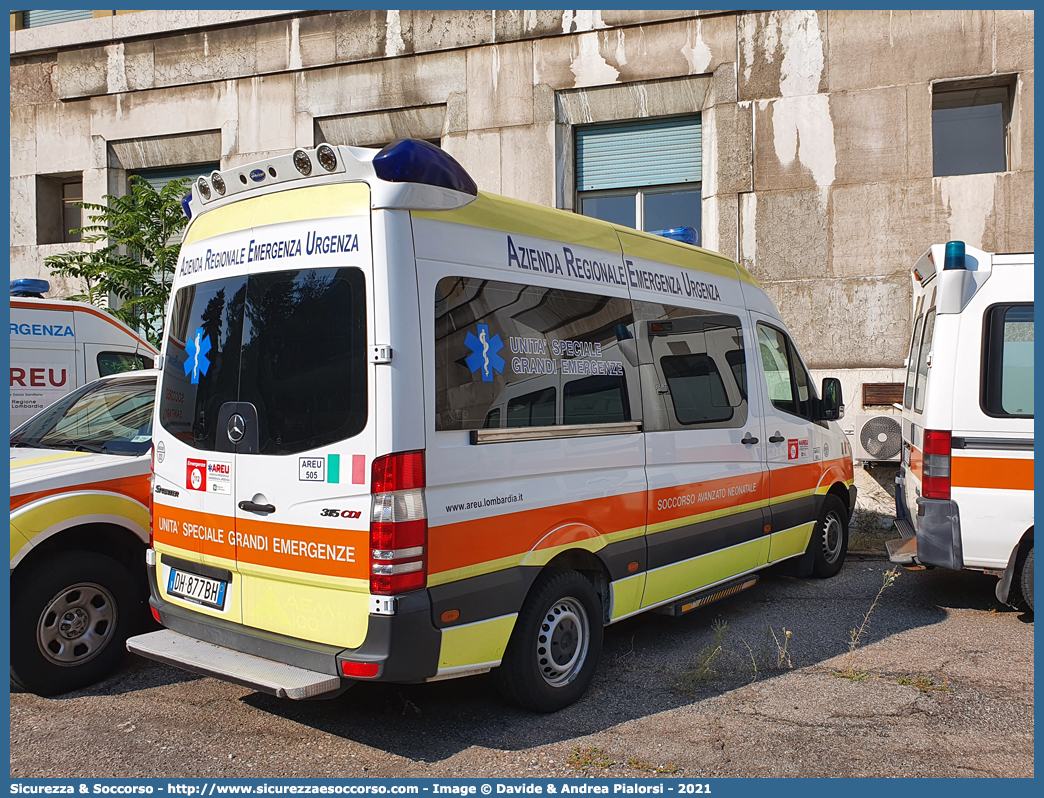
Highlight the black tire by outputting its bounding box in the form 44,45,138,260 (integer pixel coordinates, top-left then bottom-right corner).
809,495,849,578
494,569,604,713
11,551,139,696
1019,546,1033,613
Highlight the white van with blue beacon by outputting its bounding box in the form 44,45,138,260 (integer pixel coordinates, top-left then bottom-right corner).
888,242,1034,611
127,140,856,712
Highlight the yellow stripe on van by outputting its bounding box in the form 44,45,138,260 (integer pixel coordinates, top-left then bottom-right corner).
610,572,646,621
10,451,89,469
183,183,370,246
437,614,517,670
10,522,32,562
11,492,149,538
641,537,766,608
615,228,746,284
767,522,815,562
414,192,622,253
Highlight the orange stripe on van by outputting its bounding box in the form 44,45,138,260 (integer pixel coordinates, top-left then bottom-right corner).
952,456,1034,491
428,492,647,577
649,471,769,524
10,473,151,512
152,505,369,579
909,446,923,481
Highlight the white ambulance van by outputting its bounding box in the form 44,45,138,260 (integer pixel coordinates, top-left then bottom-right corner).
10,280,158,430
128,140,856,711
888,243,1034,611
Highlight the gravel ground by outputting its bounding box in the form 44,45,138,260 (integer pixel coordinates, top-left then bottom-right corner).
10,555,1033,779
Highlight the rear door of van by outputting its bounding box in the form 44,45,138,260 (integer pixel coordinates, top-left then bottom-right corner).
153,183,376,648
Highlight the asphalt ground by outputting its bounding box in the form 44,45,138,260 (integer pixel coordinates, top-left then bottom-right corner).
10,555,1034,779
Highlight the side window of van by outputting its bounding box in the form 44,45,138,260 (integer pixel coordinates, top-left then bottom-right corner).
632,301,748,431
913,308,936,414
757,323,814,419
982,303,1033,418
98,352,149,376
434,277,639,432
903,314,923,410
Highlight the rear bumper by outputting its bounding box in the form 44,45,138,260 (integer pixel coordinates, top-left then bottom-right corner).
912,497,964,570
133,560,442,694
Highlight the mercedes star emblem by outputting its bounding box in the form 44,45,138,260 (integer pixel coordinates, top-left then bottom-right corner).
228,414,246,443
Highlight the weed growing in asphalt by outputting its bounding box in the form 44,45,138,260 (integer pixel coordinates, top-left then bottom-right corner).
771,626,794,669
835,567,899,680
898,675,952,693
567,746,613,770
673,618,728,694
627,757,678,774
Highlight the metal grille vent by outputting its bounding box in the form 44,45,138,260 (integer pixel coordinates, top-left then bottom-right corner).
859,416,902,460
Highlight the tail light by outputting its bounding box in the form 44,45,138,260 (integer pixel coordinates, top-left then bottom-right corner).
369,451,426,595
921,430,951,500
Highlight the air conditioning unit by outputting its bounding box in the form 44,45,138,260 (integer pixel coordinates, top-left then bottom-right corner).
853,414,902,462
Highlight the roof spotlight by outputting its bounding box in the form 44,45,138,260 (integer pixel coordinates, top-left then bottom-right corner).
293,150,312,176
316,144,338,172
196,177,211,200
211,171,226,196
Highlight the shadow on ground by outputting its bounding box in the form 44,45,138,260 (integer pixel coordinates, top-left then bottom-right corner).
210,559,1016,762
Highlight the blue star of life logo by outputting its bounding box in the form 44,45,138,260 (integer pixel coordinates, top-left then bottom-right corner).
183,327,212,385
464,324,505,382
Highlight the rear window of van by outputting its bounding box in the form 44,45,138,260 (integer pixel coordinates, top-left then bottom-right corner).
159,268,367,454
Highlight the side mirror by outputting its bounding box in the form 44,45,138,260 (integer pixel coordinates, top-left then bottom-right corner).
819,377,844,421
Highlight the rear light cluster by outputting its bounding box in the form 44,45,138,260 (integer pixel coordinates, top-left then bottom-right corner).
369,451,427,595
921,430,951,500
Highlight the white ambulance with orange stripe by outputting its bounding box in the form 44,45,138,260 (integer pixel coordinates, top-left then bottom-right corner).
128,140,855,711
10,282,158,430
889,242,1034,611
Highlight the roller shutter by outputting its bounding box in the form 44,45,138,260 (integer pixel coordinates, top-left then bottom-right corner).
576,117,702,192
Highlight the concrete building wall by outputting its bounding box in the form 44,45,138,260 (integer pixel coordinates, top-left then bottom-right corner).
10,9,1034,411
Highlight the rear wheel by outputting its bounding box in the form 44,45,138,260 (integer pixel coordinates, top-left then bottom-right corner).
494,570,603,713
810,495,849,578
11,552,138,696
1018,546,1033,612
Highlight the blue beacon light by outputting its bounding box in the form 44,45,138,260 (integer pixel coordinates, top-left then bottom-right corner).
943,240,966,270
181,191,193,221
373,139,478,196
649,226,699,246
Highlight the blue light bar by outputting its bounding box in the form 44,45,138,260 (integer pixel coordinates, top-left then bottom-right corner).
649,226,699,246
181,191,193,221
373,139,478,196
10,278,50,297
943,240,966,270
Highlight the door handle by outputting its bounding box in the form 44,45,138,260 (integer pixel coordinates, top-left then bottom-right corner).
741,432,759,445
769,432,785,443
239,500,276,514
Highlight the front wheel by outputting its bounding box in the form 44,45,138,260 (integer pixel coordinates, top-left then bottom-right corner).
11,552,138,696
809,495,849,578
494,570,604,713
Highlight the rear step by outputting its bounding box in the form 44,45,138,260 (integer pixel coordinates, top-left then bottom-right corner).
885,535,919,566
658,575,759,618
127,630,342,700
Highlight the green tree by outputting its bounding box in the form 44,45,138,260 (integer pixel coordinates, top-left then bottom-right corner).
44,175,191,347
